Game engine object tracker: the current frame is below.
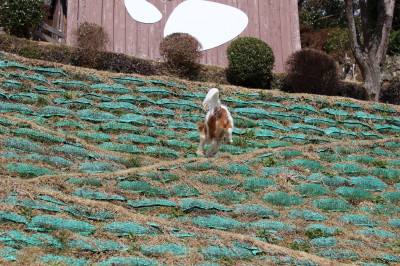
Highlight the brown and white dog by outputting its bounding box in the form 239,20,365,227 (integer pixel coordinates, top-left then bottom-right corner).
196,88,234,157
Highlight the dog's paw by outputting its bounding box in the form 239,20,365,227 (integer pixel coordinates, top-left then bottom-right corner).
196,150,204,157
205,151,216,158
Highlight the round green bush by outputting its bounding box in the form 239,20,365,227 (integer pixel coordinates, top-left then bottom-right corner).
226,37,275,89
0,0,44,38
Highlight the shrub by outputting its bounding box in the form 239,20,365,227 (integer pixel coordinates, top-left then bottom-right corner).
380,83,400,105
160,33,202,79
285,48,339,96
324,28,351,63
18,44,42,59
73,22,109,68
337,81,366,100
388,30,400,56
226,37,275,89
0,0,44,38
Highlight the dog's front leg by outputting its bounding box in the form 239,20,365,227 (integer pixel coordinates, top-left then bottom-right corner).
196,132,207,156
206,139,221,157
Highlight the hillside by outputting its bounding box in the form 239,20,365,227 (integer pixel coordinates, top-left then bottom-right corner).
0,51,399,266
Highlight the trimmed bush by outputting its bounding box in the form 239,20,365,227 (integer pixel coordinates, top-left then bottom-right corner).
227,37,274,89
285,48,339,96
0,0,44,38
160,33,202,79
380,83,400,105
337,81,366,100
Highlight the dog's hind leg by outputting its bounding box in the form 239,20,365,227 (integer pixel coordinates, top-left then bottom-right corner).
206,139,221,157
225,128,233,144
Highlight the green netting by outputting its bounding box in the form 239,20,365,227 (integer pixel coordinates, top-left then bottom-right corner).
0,116,13,126
233,116,258,128
212,190,250,204
253,129,277,139
111,76,146,85
34,86,66,95
0,246,20,261
67,236,128,251
65,206,115,221
75,132,111,142
0,101,34,114
99,102,140,113
201,243,262,260
180,198,232,212
2,196,62,212
180,113,204,123
222,97,250,107
194,175,241,186
98,142,142,154
0,60,29,69
310,237,337,249
317,249,360,259
55,119,86,129
91,83,131,94
145,107,175,118
288,209,327,221
148,128,179,138
293,184,330,197
144,171,179,182
72,188,125,201
173,185,200,197
117,134,157,144
119,114,155,125
333,101,363,110
0,211,28,224
141,243,188,257
217,164,252,176
27,215,95,235
139,87,175,97
167,139,192,149
333,146,360,154
247,140,267,148
40,254,91,266
267,141,293,148
324,127,357,138
372,168,400,178
234,108,270,119
96,121,137,132
339,214,379,226
145,146,179,158
349,176,388,191
290,104,319,114
382,192,400,204
244,177,275,191
0,89,8,100
234,204,279,218
118,95,156,105
6,163,55,177
37,195,67,206
390,117,400,126
26,154,75,168
262,167,304,180
67,177,103,186
333,163,368,176
249,220,294,232
339,120,371,129
101,221,158,236
192,215,243,230
53,79,88,89
356,228,396,238
12,128,65,143
321,108,350,117
372,147,391,156
291,159,326,171
78,109,117,122
375,124,400,134
31,67,67,76
313,198,354,212
2,79,22,89
183,162,215,171
52,144,92,157
306,225,342,238
182,91,206,100
372,254,400,263
157,99,201,110
217,144,247,155
389,218,400,229
98,257,161,266
168,120,198,130
4,137,45,153
127,198,177,208
269,112,302,122
79,162,118,173
290,123,324,135
83,92,113,102
0,230,62,249
279,133,308,143
117,181,170,195
372,104,396,113
1,152,20,159
346,155,376,164
10,92,39,103
303,116,337,126
263,192,304,207
360,203,400,216
353,111,385,122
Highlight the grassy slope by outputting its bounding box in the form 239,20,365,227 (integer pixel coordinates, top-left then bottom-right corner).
0,52,399,265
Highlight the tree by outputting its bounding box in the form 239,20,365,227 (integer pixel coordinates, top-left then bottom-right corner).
298,0,347,29
345,0,395,101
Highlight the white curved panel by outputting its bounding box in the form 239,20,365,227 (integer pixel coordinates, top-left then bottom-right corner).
164,0,249,51
125,0,162,24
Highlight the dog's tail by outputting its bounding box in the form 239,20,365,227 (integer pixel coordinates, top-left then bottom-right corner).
202,88,221,111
